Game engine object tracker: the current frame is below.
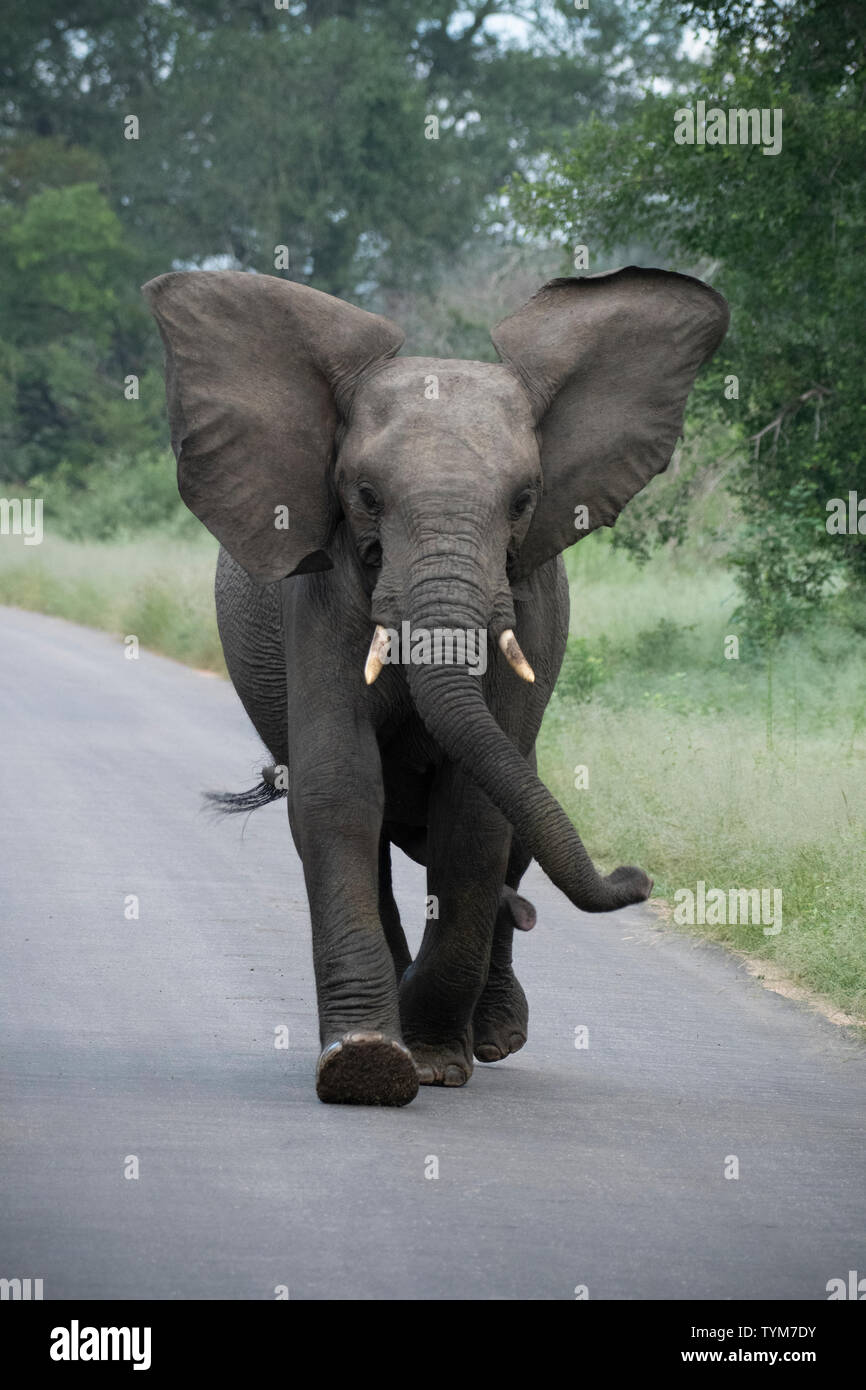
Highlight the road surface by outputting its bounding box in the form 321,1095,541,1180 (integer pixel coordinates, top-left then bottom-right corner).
1,605,863,1300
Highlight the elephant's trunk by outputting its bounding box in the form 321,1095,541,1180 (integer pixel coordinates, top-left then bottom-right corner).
402,556,650,914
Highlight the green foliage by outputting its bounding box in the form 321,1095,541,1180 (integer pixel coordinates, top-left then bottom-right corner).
511,0,866,636
0,140,164,479
541,536,866,1020
5,182,124,330
0,2,690,487
29,446,197,542
556,635,607,703
0,532,224,672
2,1,688,298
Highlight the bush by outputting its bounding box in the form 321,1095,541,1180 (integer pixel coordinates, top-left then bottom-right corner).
26,448,199,542
555,635,607,703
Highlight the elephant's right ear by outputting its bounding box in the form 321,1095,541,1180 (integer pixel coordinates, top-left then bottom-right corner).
142,271,404,583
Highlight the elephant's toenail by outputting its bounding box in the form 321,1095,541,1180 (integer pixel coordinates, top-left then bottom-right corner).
476,1044,501,1062
509,1034,525,1050
444,1065,465,1086
416,1065,435,1084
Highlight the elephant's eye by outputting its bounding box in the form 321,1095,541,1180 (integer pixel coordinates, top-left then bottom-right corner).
362,539,382,569
356,483,382,515
510,488,535,520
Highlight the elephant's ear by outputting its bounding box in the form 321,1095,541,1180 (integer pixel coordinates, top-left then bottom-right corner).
142,271,404,583
491,266,729,580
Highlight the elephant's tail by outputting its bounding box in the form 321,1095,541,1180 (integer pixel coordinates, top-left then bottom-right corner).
204,764,288,815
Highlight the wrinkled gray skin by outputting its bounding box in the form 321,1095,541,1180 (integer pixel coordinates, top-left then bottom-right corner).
144,266,728,1106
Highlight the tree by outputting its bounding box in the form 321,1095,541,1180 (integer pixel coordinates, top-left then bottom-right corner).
0,139,164,479
1,1,689,296
0,1,689,479
511,0,866,632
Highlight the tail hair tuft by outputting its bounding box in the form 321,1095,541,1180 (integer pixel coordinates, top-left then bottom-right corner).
203,778,287,816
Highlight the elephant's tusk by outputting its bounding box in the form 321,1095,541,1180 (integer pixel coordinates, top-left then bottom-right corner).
498,629,535,683
364,624,391,685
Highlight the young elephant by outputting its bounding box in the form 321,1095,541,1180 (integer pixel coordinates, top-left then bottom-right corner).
143,266,728,1106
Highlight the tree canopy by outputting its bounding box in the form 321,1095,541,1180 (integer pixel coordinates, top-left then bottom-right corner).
512,0,866,630
0,0,686,480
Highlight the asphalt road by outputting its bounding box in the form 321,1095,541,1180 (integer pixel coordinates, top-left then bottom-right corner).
1,603,864,1301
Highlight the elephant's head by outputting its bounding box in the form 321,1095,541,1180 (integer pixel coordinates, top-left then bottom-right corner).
143,267,728,912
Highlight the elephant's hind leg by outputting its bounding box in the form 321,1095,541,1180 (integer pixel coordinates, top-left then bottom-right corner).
379,835,412,982
473,841,533,1064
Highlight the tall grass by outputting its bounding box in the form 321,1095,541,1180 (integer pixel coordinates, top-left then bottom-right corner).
540,535,866,1019
0,532,225,673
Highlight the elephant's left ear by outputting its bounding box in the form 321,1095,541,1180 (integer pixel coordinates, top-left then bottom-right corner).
491,266,729,580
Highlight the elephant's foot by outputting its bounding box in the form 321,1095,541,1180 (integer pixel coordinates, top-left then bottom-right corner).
407,1033,474,1087
473,968,529,1063
316,1031,419,1106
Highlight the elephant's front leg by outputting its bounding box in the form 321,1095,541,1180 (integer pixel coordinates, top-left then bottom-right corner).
399,763,510,1087
288,724,418,1106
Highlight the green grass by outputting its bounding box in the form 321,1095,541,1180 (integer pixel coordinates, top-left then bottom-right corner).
0,532,226,673
539,534,866,1021
2,524,864,1021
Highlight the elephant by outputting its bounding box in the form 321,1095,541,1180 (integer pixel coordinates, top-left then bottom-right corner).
143,265,728,1106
